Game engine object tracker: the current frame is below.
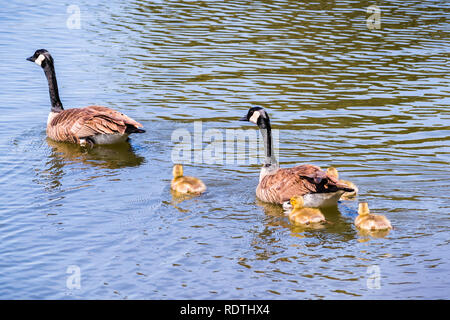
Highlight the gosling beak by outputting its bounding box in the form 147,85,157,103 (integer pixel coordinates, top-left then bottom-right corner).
26,56,34,62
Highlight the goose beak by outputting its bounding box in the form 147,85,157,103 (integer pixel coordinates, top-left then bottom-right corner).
239,116,248,121
26,56,34,62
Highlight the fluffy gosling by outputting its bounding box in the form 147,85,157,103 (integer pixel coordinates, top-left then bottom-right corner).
289,196,326,226
326,167,358,200
171,164,206,195
355,202,392,231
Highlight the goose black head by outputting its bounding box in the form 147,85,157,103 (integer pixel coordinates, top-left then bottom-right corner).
26,49,54,68
240,107,270,127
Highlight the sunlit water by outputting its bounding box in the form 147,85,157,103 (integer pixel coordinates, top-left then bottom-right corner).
0,0,449,299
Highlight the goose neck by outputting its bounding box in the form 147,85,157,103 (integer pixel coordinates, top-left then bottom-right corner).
43,62,63,112
258,117,278,167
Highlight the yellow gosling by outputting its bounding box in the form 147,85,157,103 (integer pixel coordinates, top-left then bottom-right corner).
327,167,358,200
289,196,326,226
171,164,206,195
355,202,392,231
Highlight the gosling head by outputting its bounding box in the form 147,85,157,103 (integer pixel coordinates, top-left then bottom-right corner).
358,202,370,216
172,164,184,178
240,107,270,127
26,49,54,68
290,196,305,209
326,167,339,179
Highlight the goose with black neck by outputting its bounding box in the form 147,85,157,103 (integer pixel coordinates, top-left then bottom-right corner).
27,49,145,146
240,107,354,208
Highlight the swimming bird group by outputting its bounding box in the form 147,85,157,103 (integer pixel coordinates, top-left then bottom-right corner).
27,49,392,234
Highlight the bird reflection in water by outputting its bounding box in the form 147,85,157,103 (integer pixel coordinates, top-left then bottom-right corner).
169,189,197,213
37,139,145,192
256,199,361,240
46,138,145,169
356,229,391,242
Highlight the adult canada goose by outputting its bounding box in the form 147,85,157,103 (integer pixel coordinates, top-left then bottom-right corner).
171,164,206,195
27,49,144,146
355,202,392,231
326,167,358,200
289,196,326,225
240,107,354,208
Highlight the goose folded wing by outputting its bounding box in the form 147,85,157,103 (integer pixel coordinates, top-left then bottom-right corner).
86,106,143,129
259,164,355,203
48,106,144,143
258,166,323,202
295,164,354,192
71,113,127,138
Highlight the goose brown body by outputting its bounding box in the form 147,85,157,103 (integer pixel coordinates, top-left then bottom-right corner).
47,106,144,144
27,49,144,145
240,107,354,207
256,164,354,204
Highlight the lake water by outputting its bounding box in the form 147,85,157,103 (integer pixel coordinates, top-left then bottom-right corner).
0,0,449,299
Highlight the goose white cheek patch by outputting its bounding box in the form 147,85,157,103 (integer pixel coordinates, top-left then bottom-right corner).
249,111,260,124
35,54,45,66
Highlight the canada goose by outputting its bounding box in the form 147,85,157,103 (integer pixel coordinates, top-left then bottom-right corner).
289,196,326,225
27,49,144,146
326,167,358,200
355,202,392,231
171,164,206,194
240,107,354,207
